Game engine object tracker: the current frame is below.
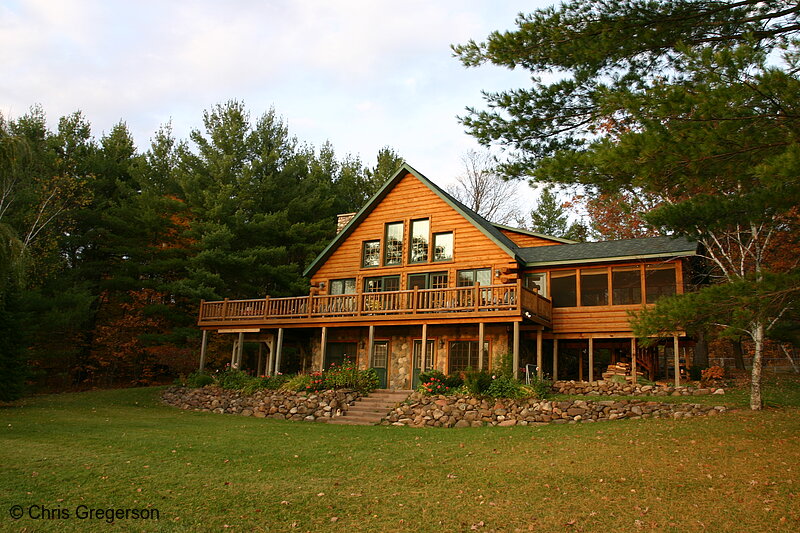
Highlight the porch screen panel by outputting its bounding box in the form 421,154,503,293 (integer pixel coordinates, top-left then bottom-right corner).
645,265,676,303
580,268,609,306
612,266,641,305
551,270,577,307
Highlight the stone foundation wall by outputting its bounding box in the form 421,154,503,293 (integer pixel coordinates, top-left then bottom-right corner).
552,380,725,396
384,392,728,428
161,386,361,422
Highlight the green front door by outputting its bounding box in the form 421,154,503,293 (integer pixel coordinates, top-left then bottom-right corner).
371,340,389,389
411,339,435,389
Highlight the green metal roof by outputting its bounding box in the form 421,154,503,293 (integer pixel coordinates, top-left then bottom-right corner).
518,236,698,267
302,163,521,277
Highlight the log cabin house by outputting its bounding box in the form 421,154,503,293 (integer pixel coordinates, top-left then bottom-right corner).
197,164,698,389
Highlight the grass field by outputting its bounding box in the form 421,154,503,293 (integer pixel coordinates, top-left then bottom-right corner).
1,378,799,532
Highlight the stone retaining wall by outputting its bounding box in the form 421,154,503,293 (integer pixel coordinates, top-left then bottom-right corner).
383,392,727,428
161,386,361,422
552,380,725,397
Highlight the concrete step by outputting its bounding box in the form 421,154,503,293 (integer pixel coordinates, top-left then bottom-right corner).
328,390,411,426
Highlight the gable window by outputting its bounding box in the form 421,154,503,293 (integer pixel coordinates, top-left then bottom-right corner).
457,268,492,287
580,268,609,306
384,222,404,266
364,275,400,292
523,272,547,297
329,278,356,295
410,219,430,263
645,264,676,303
433,232,453,262
612,266,641,305
551,270,577,308
448,341,488,373
362,240,380,268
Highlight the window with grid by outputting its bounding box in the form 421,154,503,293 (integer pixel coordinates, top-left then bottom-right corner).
362,240,380,268
448,341,480,373
384,222,403,265
409,219,429,263
371,341,388,368
457,268,492,287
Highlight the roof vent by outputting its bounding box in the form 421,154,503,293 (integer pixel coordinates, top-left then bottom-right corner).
336,213,356,233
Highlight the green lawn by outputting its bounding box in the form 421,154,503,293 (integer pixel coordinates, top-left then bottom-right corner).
1,378,799,532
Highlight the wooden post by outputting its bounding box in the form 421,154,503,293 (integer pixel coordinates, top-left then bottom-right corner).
631,337,637,384
588,337,594,382
199,330,208,371
513,321,520,380
673,335,680,388
421,323,428,370
474,285,480,311
267,335,275,376
552,338,558,381
412,286,419,314
320,327,328,371
257,342,264,376
274,328,284,375
579,348,584,381
222,298,229,320
237,332,244,369
478,322,485,371
368,325,375,369
230,339,237,368
263,296,270,319
536,328,543,379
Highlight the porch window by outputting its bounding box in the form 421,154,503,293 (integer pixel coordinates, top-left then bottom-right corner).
457,268,492,287
551,270,577,307
329,278,356,295
384,222,404,266
645,264,677,303
409,219,430,263
611,266,641,305
362,240,380,268
364,275,400,292
408,272,448,289
580,268,609,306
524,272,547,297
448,341,488,373
433,232,453,262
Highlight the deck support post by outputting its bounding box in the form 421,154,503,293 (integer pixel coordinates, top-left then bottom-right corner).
257,342,264,376
230,340,237,368
274,328,284,375
512,321,520,380
320,327,328,372
536,329,543,379
421,323,428,371
552,338,558,381
631,337,637,384
588,337,594,382
236,332,244,369
673,335,680,388
478,322,485,371
266,336,275,376
199,330,208,371
368,325,375,369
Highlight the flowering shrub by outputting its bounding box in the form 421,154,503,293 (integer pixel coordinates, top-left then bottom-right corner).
420,376,450,395
306,371,326,391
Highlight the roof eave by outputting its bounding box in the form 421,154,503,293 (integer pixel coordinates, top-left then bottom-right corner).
523,250,697,268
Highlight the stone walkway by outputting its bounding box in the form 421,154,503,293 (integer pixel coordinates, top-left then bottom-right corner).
328,389,412,425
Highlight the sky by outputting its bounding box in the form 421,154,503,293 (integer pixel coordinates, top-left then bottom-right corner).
1,0,557,203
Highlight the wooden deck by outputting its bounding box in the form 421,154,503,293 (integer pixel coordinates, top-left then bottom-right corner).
198,281,551,329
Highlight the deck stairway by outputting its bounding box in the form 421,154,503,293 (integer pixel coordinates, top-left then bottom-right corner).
329,389,412,426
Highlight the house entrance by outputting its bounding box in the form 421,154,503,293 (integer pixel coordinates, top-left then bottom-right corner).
371,341,389,388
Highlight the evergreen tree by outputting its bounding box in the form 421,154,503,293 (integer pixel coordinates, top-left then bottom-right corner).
528,188,568,237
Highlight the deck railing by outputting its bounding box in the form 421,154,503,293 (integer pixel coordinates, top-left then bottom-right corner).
198,280,551,325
